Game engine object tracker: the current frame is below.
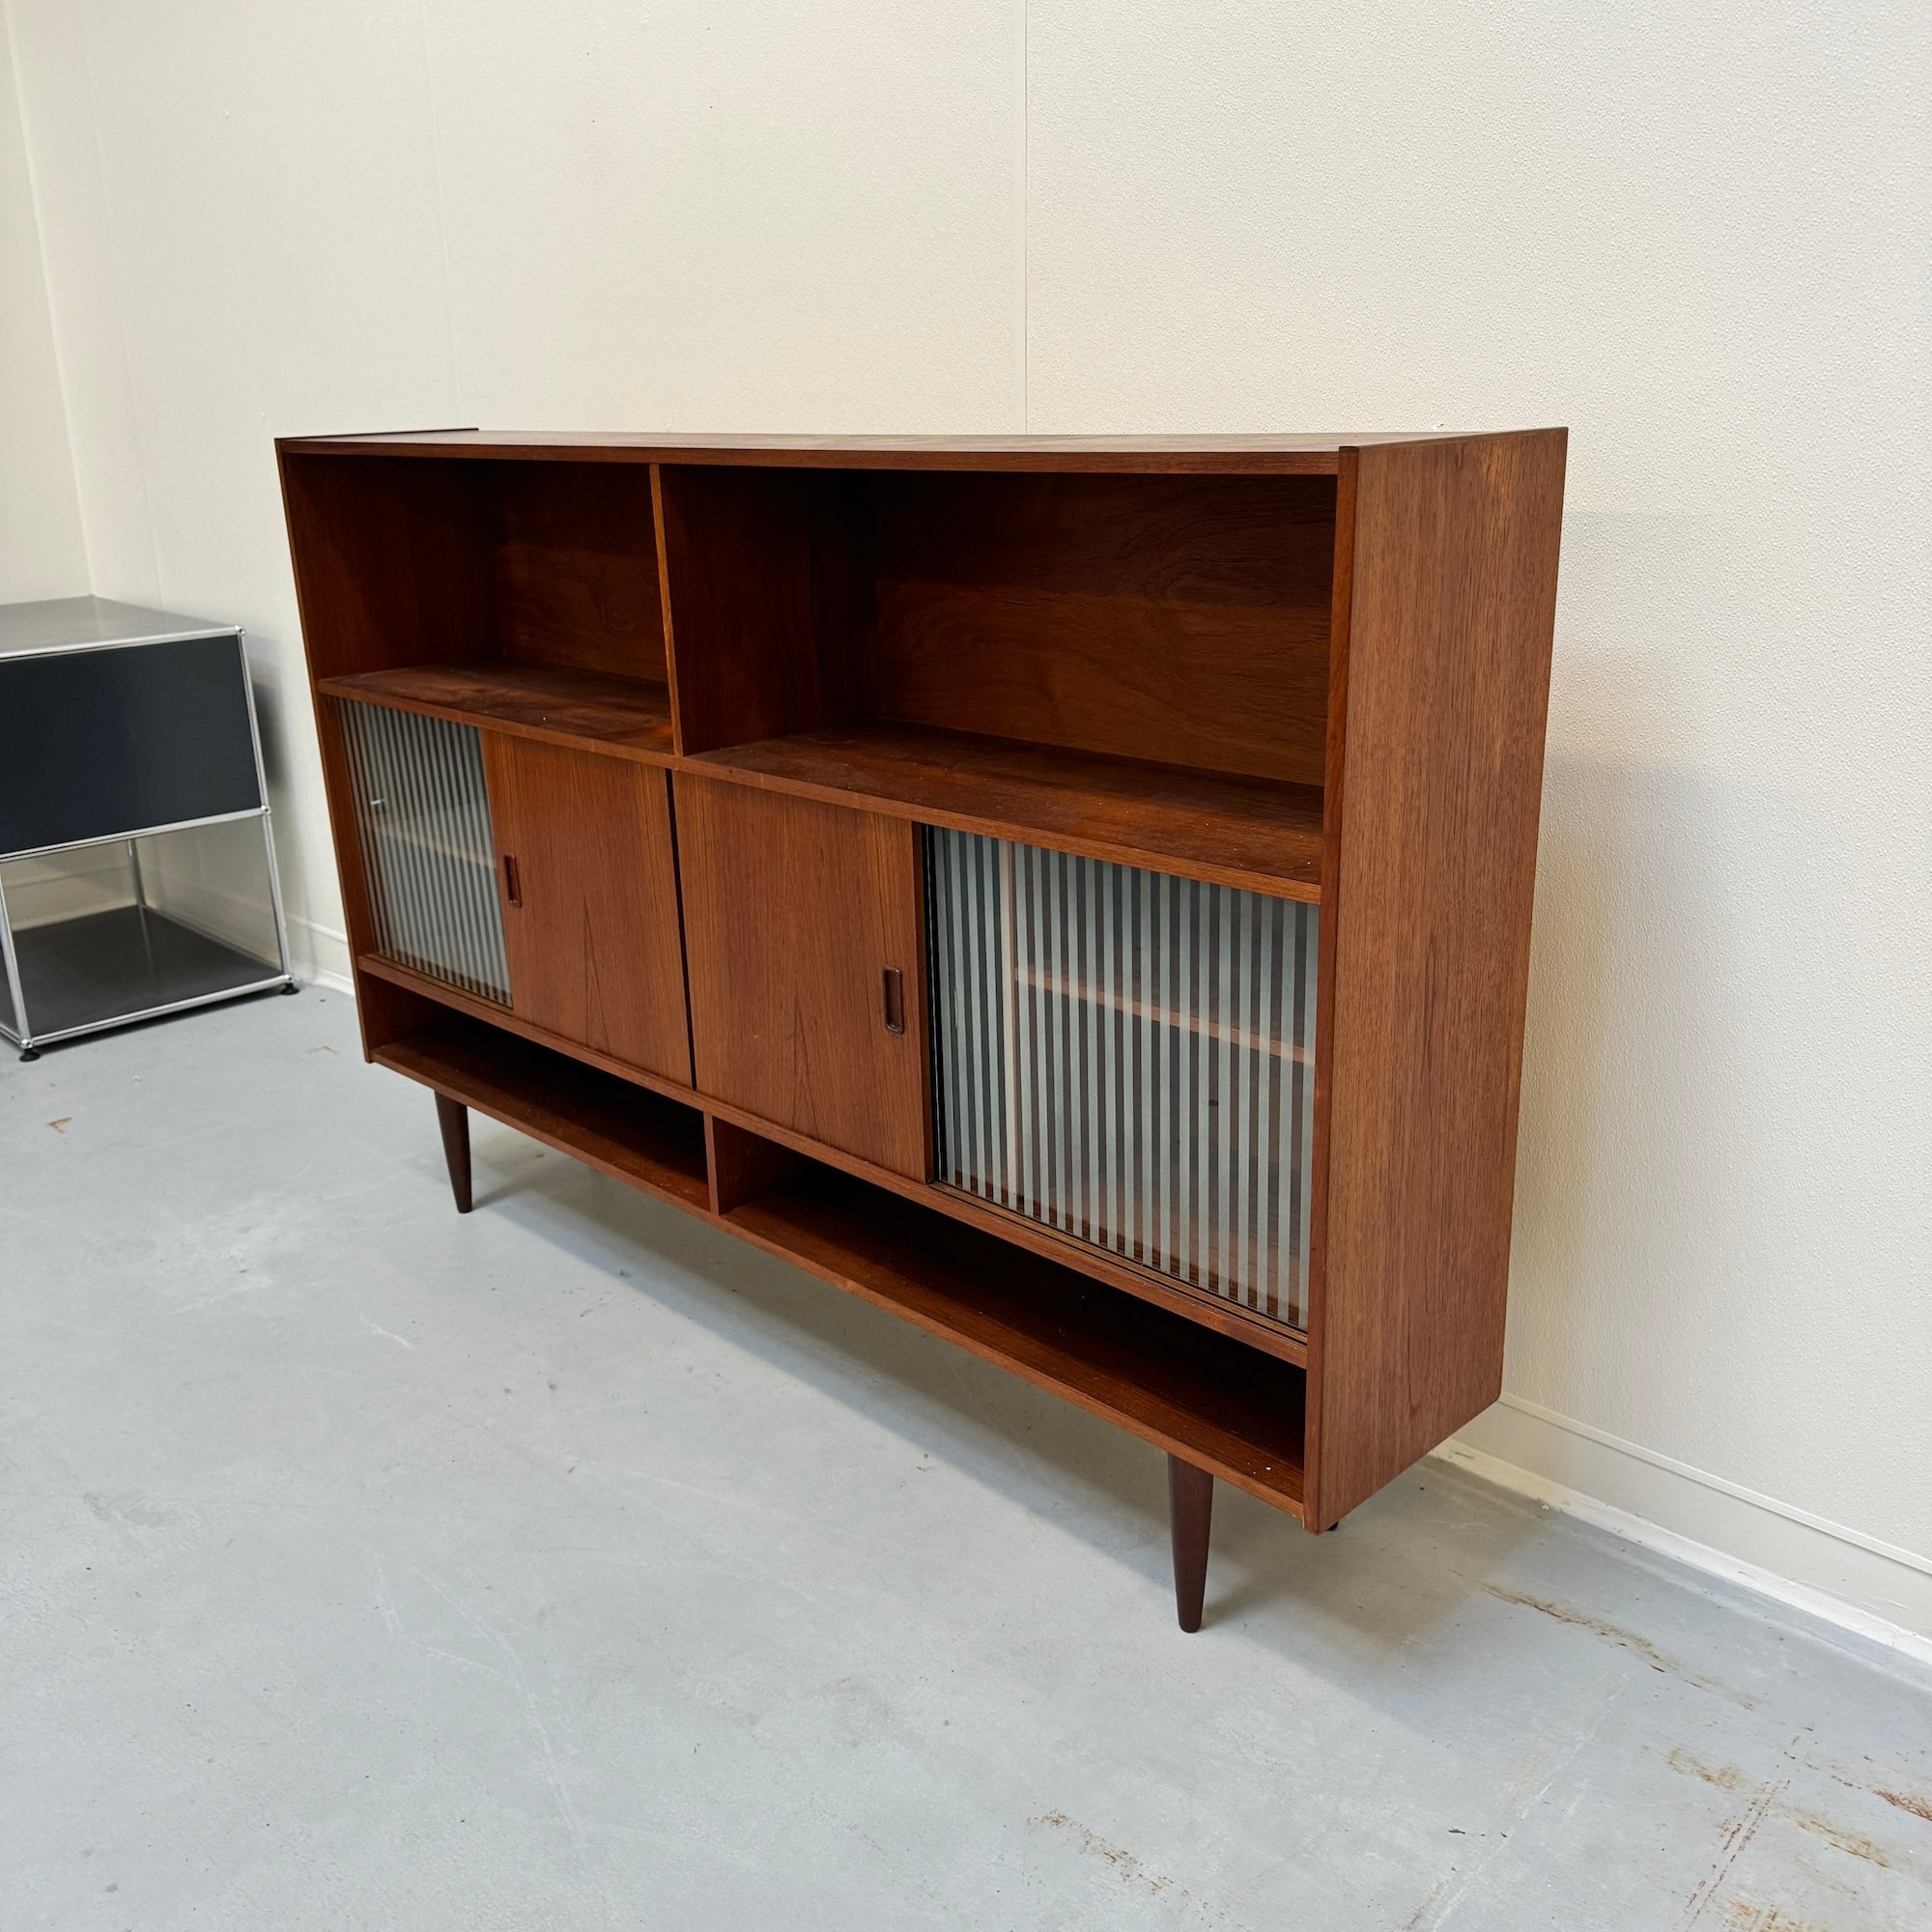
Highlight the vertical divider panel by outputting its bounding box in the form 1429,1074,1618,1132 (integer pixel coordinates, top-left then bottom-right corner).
654,464,867,755
706,1115,806,1216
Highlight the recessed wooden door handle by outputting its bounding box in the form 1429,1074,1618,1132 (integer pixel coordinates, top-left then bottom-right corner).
500,853,522,908
882,966,905,1035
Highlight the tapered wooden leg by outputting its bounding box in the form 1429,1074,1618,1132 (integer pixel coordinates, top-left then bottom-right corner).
435,1092,472,1214
1167,1454,1213,1633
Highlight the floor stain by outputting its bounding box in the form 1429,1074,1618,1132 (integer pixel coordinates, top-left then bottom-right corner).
1030,1811,1171,1898
1679,1767,1786,1927
46,1117,71,1133
1393,1873,1450,1929
1668,1748,1896,1871
1484,1585,1753,1706
1875,1787,1932,1826
1719,1899,1836,1931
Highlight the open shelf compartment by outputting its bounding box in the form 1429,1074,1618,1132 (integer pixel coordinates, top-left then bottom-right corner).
717,1129,1306,1511
373,1009,710,1211
660,464,1337,898
284,453,672,757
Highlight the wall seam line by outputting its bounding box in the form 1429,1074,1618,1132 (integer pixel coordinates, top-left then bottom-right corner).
415,0,464,418
1,0,91,594
71,6,164,601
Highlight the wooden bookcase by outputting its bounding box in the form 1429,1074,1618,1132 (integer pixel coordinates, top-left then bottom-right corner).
279,429,1566,1630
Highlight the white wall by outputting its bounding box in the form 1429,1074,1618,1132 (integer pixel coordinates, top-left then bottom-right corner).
0,11,84,601
8,1,1928,1642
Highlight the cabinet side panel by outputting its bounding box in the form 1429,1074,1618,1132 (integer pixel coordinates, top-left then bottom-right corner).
1310,430,1566,1526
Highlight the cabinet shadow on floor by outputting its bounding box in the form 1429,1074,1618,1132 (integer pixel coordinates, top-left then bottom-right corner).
454,1119,1545,1659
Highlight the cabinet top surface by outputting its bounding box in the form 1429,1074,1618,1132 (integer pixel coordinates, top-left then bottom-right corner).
277,427,1564,472
0,596,239,660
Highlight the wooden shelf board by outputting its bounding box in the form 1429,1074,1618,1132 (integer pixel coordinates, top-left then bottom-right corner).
725,1165,1306,1512
374,1021,709,1211
319,661,675,762
357,954,699,1108
688,723,1323,901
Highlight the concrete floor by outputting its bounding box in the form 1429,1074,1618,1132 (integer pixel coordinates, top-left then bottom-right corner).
4,993,1929,1931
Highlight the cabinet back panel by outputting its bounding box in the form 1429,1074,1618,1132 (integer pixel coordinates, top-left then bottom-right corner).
282,454,668,682
488,463,668,679
281,456,492,679
864,473,1335,784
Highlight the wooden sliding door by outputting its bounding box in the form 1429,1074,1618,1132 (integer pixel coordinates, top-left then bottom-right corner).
675,777,929,1178
482,736,691,1084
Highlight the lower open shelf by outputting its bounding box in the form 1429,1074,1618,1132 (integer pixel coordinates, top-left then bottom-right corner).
724,1152,1305,1511
375,1014,710,1210
371,1009,1305,1514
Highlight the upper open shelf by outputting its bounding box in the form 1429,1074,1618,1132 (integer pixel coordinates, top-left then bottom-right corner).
285,448,1340,896
691,722,1323,898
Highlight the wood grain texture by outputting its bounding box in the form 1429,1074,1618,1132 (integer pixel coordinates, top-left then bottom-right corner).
279,453,492,679
481,737,693,1085
866,471,1335,784
376,1016,710,1210
725,1162,1305,1512
655,465,864,753
1304,429,1567,1528
490,461,668,678
675,777,930,1178
688,723,1323,901
316,662,674,762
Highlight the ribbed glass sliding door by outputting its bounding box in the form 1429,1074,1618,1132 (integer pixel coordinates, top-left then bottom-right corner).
926,829,1318,1330
334,700,511,1005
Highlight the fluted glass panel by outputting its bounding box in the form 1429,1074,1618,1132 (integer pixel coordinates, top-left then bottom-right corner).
334,700,510,1005
926,829,1316,1330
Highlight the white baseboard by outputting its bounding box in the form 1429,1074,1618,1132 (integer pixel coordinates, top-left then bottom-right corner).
290,962,1932,1664
286,915,354,994
1441,1395,1932,1664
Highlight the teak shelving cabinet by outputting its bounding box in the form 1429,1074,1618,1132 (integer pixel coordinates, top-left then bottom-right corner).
279,428,1566,1632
